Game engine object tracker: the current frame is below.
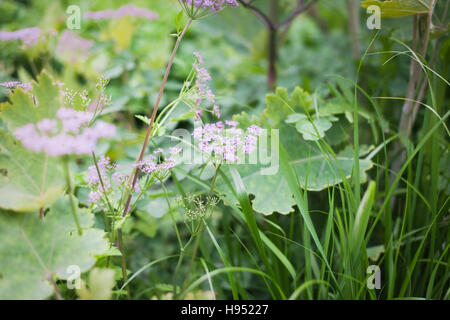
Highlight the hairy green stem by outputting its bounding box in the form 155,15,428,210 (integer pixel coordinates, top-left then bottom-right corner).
161,182,183,249
173,235,195,299
117,229,131,299
63,156,82,236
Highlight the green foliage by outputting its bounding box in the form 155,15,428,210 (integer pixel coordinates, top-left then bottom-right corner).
1,72,61,130
219,86,373,215
0,72,66,211
350,181,376,257
220,162,295,215
288,113,338,141
219,127,373,215
0,196,109,299
263,87,312,127
0,131,63,212
0,0,448,301
361,0,434,18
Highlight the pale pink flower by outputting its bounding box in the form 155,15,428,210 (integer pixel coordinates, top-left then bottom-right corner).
14,107,116,156
84,5,159,21
0,27,41,48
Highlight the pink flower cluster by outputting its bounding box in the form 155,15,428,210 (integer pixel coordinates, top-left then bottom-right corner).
190,52,220,120
14,108,116,156
133,147,182,176
56,30,94,63
179,0,239,12
0,81,32,92
84,5,159,21
0,27,41,48
86,156,132,204
192,121,262,162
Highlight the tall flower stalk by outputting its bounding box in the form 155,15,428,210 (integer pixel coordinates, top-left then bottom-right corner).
110,18,192,296
121,18,193,218
122,0,240,218
114,1,239,298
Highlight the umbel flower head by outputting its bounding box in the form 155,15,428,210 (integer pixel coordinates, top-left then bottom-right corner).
84,4,159,21
0,27,41,48
179,0,238,19
183,51,220,120
86,156,136,205
14,107,116,156
176,193,219,221
133,146,182,181
192,120,262,163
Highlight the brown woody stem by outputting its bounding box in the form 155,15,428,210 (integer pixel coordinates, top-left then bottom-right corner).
122,18,193,218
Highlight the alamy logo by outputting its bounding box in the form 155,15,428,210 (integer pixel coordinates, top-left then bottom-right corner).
66,265,81,289
366,265,381,290
366,5,381,30
66,5,81,30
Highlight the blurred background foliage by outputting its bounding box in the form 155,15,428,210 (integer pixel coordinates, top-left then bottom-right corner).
0,0,448,299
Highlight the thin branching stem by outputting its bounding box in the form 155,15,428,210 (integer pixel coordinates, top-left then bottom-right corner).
161,181,183,249
118,229,131,299
122,18,193,218
91,152,116,267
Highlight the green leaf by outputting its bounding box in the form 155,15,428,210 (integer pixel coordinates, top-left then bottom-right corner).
288,128,373,190
135,114,151,125
339,144,375,157
0,131,64,212
218,86,372,215
233,111,261,128
361,0,434,18
367,245,385,262
228,167,273,277
285,113,307,124
278,144,340,289
217,85,374,215
220,163,295,215
100,246,122,257
0,196,109,299
218,126,373,215
294,116,338,141
351,181,376,254
263,87,312,127
134,210,158,238
259,232,296,279
324,121,350,146
175,10,184,34
0,71,65,212
170,111,195,122
0,71,60,131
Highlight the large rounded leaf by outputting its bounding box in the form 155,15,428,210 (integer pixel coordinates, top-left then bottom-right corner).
0,196,109,299
0,131,63,211
0,71,65,211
